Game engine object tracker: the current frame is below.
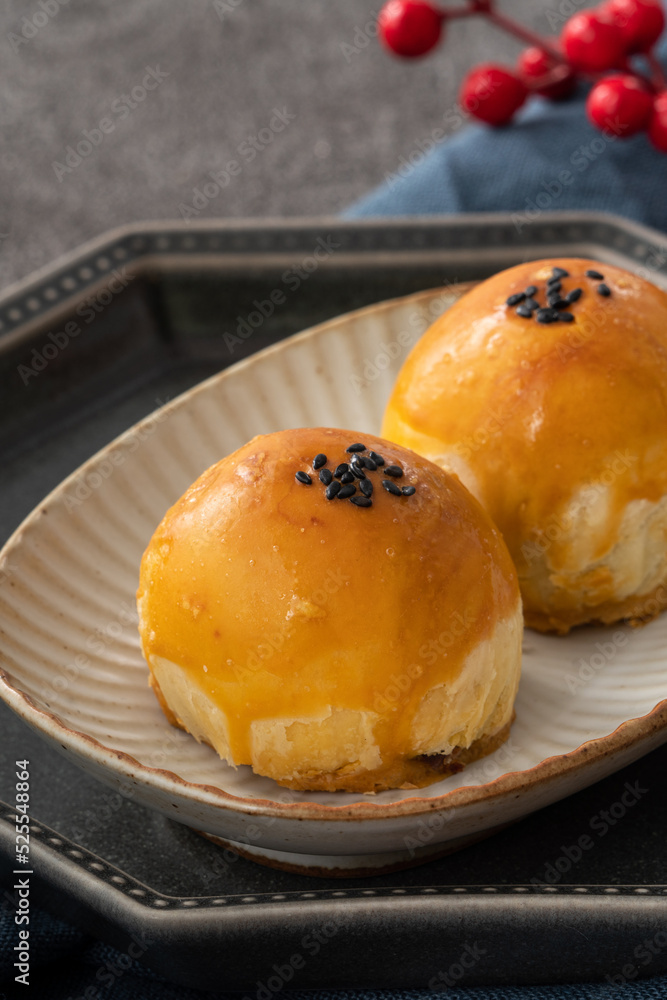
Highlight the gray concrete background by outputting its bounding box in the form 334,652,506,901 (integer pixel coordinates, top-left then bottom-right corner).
1,0,593,290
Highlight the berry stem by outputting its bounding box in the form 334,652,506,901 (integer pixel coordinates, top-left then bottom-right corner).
647,50,667,91
484,8,564,63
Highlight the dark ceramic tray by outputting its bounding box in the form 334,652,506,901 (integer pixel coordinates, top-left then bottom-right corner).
1,215,667,992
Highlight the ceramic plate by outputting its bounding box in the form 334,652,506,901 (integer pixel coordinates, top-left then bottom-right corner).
1,286,666,874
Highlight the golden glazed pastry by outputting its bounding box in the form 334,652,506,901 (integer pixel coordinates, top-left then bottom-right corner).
382,258,667,634
137,427,522,792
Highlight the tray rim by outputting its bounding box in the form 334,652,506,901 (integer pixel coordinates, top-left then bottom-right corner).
3,216,667,986
1,210,666,348
3,802,667,906
5,805,667,992
1,209,666,299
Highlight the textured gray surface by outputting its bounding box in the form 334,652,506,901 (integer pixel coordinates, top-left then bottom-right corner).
1,0,594,290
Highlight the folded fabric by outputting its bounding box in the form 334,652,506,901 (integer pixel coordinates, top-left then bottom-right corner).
347,40,667,234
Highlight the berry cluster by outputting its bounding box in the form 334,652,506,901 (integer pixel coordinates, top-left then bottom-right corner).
378,0,667,150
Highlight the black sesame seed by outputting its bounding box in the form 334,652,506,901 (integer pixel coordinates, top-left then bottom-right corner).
547,293,564,308
346,443,366,453
295,471,312,485
506,292,525,306
384,465,404,478
350,453,363,467
338,483,356,499
550,297,570,310
558,311,575,322
351,465,366,480
551,267,569,279
312,453,327,470
382,479,402,496
516,304,533,318
524,298,539,311
597,283,611,297
546,279,562,294
566,288,582,304
360,478,373,497
325,480,341,500
350,496,372,507
362,456,377,471
319,468,333,486
401,485,416,496
368,451,385,466
334,463,349,478
340,471,354,484
536,308,559,324
586,269,604,280
524,285,537,297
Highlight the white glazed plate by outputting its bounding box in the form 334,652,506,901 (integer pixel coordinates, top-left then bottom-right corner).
1,286,666,875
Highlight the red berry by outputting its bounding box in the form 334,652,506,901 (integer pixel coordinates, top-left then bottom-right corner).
586,73,654,136
603,0,665,53
459,64,528,126
517,46,577,100
378,0,443,58
648,90,667,150
561,11,626,72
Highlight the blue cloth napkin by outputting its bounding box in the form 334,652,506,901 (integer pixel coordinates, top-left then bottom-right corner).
347,39,667,231
4,34,667,1000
